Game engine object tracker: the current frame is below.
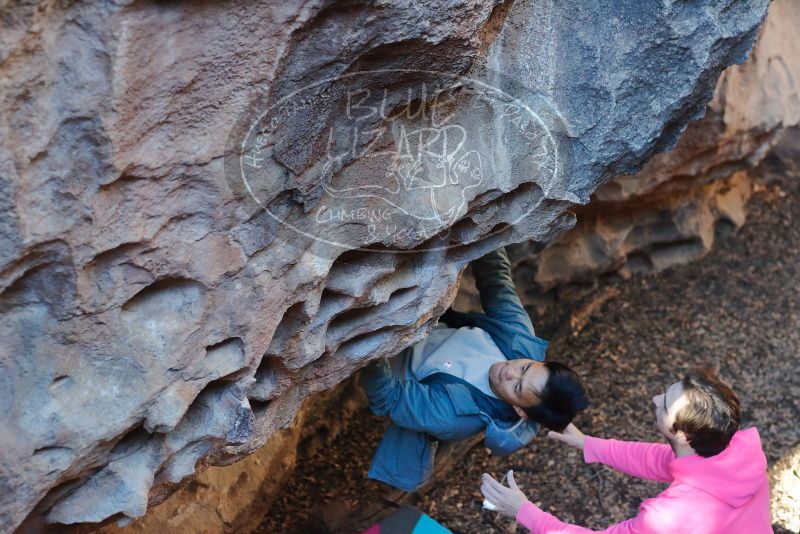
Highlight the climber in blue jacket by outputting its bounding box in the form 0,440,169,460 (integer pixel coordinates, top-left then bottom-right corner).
361,246,589,492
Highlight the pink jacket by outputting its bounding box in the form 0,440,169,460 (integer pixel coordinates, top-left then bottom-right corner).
517,428,772,533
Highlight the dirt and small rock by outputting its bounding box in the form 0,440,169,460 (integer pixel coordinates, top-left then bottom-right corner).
259,145,800,533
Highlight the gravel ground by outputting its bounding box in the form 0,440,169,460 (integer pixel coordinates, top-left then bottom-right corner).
259,142,800,533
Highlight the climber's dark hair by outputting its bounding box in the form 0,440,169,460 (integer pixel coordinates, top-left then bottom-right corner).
523,362,589,432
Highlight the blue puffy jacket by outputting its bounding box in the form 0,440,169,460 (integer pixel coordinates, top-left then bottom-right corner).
361,247,549,491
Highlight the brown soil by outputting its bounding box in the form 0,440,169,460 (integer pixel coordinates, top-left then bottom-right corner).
258,136,800,533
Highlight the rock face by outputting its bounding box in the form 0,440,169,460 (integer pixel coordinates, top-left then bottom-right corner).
521,0,800,290
0,0,771,531
94,377,369,534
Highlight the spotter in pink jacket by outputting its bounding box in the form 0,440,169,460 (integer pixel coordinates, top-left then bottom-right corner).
517,428,772,534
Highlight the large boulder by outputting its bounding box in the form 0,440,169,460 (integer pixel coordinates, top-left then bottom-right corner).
523,0,800,290
0,0,770,531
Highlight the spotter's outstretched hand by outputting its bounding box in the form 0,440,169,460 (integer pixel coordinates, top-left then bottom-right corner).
480,470,528,519
547,423,586,450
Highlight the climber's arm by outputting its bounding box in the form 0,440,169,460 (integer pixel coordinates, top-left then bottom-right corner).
471,246,535,335
360,358,484,441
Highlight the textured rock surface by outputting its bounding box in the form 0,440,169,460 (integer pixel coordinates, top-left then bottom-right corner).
94,377,367,534
521,0,800,290
770,441,800,533
0,0,770,531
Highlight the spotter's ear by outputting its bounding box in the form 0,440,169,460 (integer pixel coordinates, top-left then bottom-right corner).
513,405,528,420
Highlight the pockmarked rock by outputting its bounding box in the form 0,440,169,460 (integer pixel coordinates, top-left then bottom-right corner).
523,0,800,290
0,0,770,531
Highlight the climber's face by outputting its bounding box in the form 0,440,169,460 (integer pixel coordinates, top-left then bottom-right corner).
488,359,548,416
